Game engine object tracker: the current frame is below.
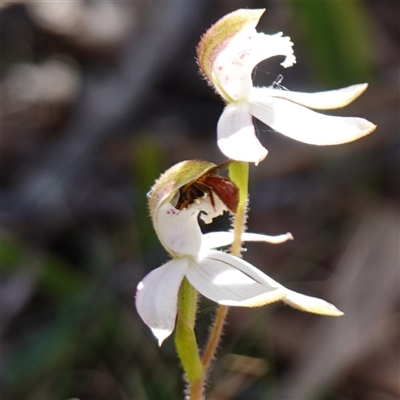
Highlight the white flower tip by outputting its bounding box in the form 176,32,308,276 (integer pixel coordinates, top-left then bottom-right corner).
285,232,294,241
254,148,268,166
152,328,172,346
283,290,344,317
310,302,344,317
281,53,296,68
323,82,369,109
333,309,345,317
365,122,377,135
356,82,368,92
344,118,377,144
253,232,294,244
331,82,369,108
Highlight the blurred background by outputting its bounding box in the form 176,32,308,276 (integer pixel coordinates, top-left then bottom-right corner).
1,1,399,399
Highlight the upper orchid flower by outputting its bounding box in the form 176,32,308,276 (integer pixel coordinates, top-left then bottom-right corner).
197,9,377,164
136,161,343,345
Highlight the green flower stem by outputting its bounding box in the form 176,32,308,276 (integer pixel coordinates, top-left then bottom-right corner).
175,278,203,385
201,305,229,369
194,161,250,399
229,161,249,257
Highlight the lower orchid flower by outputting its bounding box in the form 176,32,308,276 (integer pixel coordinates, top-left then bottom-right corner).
136,161,343,346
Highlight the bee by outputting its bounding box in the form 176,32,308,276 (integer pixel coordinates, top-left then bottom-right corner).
175,162,239,214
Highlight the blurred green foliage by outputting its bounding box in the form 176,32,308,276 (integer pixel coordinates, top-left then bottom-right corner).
294,0,374,86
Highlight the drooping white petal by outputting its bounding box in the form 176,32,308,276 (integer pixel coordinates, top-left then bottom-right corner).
155,203,203,257
186,251,286,307
254,83,369,110
201,231,293,251
212,29,295,101
283,289,344,316
249,91,376,145
135,258,189,345
217,102,268,164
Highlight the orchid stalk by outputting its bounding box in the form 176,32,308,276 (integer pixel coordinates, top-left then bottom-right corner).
133,8,377,399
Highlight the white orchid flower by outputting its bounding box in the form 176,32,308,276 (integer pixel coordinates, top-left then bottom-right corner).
136,161,343,346
197,9,376,164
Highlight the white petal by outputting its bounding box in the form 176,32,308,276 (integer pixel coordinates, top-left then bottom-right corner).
283,290,344,316
217,102,268,164
155,202,203,257
241,231,294,244
254,83,369,110
201,231,293,250
251,31,296,68
212,30,295,101
249,92,376,145
198,192,227,224
135,258,189,345
186,251,286,307
201,232,235,249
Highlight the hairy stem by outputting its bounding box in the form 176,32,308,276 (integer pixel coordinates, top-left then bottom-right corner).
175,278,203,388
229,162,249,256
192,161,249,400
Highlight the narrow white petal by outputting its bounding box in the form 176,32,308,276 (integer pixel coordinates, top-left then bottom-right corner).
186,251,286,307
254,83,369,110
249,94,376,145
135,258,189,345
283,289,344,316
217,102,268,164
201,231,293,250
241,232,294,244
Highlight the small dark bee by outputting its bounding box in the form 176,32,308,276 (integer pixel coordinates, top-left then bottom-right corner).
175,163,239,213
